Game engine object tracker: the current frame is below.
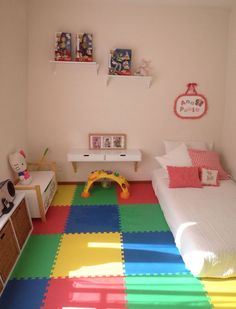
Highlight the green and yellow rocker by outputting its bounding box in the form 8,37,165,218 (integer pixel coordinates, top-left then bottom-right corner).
81,170,130,199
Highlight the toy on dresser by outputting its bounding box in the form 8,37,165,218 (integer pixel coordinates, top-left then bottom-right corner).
9,150,32,185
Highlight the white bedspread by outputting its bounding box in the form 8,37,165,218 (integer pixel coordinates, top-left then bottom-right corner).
152,168,236,278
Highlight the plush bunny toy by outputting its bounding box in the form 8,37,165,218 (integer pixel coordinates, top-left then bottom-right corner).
135,59,151,76
9,150,32,185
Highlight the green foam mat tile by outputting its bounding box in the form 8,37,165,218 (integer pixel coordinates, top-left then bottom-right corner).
11,234,61,279
72,183,118,205
125,274,212,309
119,204,170,232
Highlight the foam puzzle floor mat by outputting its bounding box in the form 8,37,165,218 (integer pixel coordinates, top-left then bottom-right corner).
1,183,236,308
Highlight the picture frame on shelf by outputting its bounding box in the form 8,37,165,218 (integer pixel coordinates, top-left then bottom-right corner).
89,133,126,150
54,32,72,61
76,33,93,62
108,49,132,75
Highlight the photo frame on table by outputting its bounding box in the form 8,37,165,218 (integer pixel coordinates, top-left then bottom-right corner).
89,133,126,150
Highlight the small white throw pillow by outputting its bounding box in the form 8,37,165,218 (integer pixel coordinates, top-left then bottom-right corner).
201,168,219,186
155,143,192,170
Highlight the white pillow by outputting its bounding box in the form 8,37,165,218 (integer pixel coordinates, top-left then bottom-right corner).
164,140,213,154
155,143,192,170
201,168,219,186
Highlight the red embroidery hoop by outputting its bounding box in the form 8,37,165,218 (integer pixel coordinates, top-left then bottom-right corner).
174,83,208,119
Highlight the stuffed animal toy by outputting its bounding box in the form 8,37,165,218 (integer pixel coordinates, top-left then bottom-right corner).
9,150,32,185
135,59,151,76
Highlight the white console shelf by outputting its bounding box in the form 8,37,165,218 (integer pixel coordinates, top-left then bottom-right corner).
50,60,99,75
106,74,152,87
67,149,142,172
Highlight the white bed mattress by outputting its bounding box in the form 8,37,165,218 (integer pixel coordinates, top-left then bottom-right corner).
152,168,236,278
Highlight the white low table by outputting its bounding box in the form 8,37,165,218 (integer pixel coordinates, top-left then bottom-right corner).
67,149,142,172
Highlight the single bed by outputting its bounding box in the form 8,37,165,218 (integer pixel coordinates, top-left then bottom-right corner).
152,168,236,278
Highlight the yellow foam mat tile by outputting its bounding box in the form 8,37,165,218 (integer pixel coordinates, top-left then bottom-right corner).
51,232,124,278
51,185,77,206
202,277,236,308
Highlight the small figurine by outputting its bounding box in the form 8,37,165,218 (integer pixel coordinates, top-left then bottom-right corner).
135,59,151,76
9,150,32,185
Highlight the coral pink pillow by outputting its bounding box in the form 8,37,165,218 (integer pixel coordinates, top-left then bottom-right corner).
167,166,202,188
188,149,230,180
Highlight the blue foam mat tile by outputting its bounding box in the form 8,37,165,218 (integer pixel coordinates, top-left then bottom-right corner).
122,232,189,275
64,204,120,233
0,278,49,309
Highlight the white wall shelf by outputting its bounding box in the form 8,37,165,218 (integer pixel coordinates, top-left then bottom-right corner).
50,61,99,75
106,74,152,88
67,149,142,172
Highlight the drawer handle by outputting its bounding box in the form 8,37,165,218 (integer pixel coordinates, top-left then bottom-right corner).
120,154,126,157
0,233,5,240
83,154,90,157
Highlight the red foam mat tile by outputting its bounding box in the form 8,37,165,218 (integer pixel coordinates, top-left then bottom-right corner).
42,277,127,309
32,206,70,234
117,182,159,204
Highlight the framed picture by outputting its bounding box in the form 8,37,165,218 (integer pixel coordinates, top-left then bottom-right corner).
76,33,93,62
89,133,126,150
174,83,208,119
54,32,72,61
108,49,132,75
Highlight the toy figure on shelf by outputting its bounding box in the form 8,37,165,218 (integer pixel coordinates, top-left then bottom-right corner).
9,150,32,185
134,59,151,76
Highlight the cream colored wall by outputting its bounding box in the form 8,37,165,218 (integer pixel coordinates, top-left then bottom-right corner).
27,0,229,181
221,7,236,180
0,0,28,181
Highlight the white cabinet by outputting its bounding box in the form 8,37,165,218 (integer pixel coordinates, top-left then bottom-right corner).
105,150,142,162
67,149,142,172
0,193,32,295
67,149,105,162
15,171,57,222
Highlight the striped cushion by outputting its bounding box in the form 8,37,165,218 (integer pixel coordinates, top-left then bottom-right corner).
188,149,230,180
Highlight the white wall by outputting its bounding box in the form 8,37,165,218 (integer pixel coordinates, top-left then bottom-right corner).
27,0,229,181
221,7,236,180
0,0,28,181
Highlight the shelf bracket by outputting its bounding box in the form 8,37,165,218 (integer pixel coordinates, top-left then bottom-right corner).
134,161,139,172
71,162,78,173
106,75,111,86
51,62,57,75
148,77,152,88
96,64,100,75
